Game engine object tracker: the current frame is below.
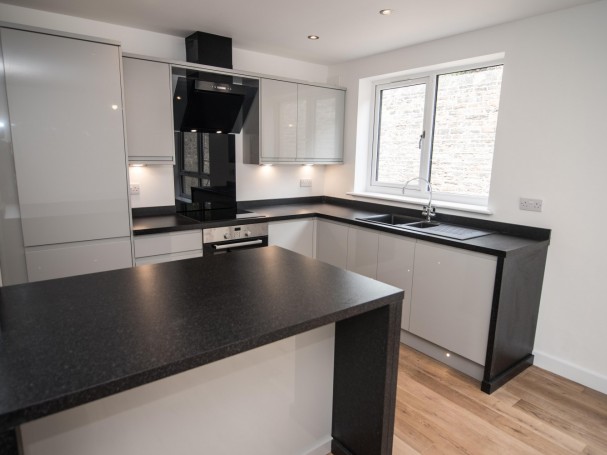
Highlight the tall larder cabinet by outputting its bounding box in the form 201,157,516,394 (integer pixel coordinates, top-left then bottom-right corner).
0,26,133,282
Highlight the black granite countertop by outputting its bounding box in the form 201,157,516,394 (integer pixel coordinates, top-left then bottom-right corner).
131,213,202,234
132,197,550,257
0,247,402,432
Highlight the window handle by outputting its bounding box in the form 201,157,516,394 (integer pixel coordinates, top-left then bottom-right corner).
418,131,426,149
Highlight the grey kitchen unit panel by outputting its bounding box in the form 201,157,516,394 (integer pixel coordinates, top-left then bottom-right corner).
1,28,130,247
25,237,133,282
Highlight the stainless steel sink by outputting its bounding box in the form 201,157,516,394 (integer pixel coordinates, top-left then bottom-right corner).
356,214,425,226
402,221,440,229
357,214,493,240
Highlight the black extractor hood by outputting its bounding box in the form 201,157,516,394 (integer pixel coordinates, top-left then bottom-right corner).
173,72,258,134
173,31,259,134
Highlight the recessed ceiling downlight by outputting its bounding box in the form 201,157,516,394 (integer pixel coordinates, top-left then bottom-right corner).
307,35,319,40
379,9,393,15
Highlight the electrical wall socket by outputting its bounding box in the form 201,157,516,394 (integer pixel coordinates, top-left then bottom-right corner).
129,183,141,195
300,179,312,188
519,197,542,212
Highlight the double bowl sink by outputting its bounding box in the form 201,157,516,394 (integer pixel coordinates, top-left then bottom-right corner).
355,214,493,241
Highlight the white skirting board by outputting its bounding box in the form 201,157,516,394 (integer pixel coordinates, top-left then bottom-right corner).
533,350,607,395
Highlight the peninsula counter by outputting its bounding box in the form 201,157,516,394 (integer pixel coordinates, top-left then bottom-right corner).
0,247,403,455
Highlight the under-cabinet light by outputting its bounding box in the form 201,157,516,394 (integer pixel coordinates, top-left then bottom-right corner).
379,9,393,15
307,35,319,40
129,163,146,167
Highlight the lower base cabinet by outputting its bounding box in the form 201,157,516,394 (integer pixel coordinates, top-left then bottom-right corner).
377,233,415,333
25,237,133,282
314,222,496,373
409,241,496,366
268,219,315,258
134,230,202,265
315,220,348,268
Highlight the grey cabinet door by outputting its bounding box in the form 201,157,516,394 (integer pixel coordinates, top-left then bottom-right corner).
297,84,344,163
346,226,379,278
315,220,348,269
260,79,297,161
377,233,415,331
269,219,315,258
410,240,496,365
123,58,174,162
1,28,130,247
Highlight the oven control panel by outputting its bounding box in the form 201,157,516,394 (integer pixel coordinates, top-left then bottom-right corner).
203,223,268,243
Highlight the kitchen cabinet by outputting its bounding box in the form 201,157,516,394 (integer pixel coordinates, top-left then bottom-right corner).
346,226,378,278
134,230,202,265
296,84,345,163
346,227,416,331
315,219,348,268
26,238,133,282
123,57,174,163
259,79,298,162
377,233,416,332
269,219,315,258
0,27,133,281
247,79,345,164
409,240,497,366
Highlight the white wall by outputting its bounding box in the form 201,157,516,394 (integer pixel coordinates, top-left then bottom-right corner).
0,3,330,207
326,1,607,392
128,165,175,208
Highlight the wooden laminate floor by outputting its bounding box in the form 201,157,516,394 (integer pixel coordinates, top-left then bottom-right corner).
391,345,607,454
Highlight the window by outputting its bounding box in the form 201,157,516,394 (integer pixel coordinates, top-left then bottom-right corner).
174,132,211,200
370,62,503,206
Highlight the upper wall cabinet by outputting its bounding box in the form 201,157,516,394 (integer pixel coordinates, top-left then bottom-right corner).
123,57,175,163
245,79,345,165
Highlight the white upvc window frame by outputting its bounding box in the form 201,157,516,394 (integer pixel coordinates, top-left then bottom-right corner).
367,58,504,208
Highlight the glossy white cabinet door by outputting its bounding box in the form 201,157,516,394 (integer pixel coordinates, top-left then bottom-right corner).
410,240,497,365
315,220,348,269
1,28,130,247
260,79,297,161
123,58,174,163
297,84,345,163
134,230,202,258
135,250,202,266
269,219,315,258
25,237,132,282
346,227,378,279
377,233,416,331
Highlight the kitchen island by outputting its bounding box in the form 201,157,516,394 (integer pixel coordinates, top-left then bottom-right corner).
0,246,403,455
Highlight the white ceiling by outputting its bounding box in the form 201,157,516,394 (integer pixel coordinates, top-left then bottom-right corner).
2,0,599,64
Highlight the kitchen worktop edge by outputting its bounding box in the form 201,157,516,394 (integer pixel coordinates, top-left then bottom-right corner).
132,198,550,257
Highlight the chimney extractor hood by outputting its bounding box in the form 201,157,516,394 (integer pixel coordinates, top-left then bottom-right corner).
186,31,232,69
172,69,259,134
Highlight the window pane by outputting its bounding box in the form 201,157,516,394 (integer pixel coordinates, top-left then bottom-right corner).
431,66,503,197
183,176,200,197
183,132,199,172
376,83,426,185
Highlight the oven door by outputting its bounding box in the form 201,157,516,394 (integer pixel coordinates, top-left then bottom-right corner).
203,236,268,256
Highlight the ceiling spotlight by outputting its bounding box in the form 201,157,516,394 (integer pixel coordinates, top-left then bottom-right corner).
379,9,393,15
307,35,319,40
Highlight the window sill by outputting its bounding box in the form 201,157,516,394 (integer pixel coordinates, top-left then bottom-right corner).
347,191,493,215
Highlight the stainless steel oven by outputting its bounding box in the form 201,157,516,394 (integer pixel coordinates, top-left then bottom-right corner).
203,223,268,255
